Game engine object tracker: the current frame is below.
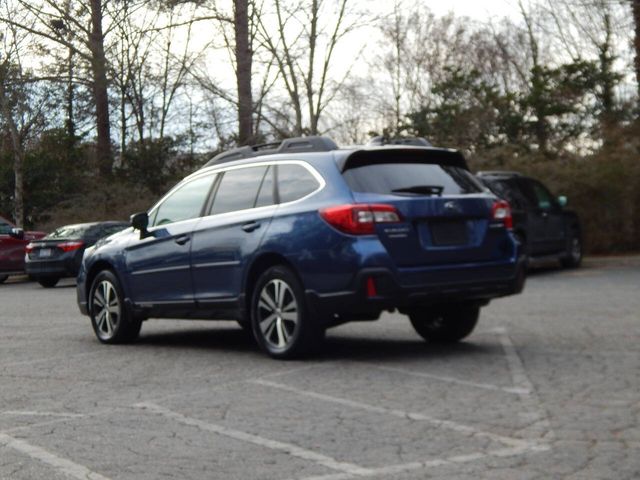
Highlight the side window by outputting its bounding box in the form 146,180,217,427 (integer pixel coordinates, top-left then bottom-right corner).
0,221,11,235
255,166,275,208
531,181,555,210
498,180,528,210
210,166,268,215
514,180,539,209
151,174,215,227
277,164,320,203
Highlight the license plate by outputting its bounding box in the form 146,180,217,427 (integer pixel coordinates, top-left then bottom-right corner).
39,248,52,258
430,221,468,246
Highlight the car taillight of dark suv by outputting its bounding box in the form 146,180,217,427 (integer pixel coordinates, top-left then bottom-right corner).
77,136,525,358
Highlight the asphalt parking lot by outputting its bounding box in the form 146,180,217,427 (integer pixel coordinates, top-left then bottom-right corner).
1,256,639,480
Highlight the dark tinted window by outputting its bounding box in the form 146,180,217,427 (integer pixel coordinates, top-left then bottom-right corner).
484,179,528,209
0,221,12,235
101,224,128,236
531,181,556,210
278,164,320,203
89,223,128,240
211,166,268,215
515,179,544,209
255,166,275,208
152,174,215,226
343,163,482,195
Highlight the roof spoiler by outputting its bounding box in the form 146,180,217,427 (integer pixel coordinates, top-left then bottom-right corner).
340,148,469,172
367,136,432,147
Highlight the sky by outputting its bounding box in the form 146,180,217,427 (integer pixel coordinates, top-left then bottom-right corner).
407,0,521,20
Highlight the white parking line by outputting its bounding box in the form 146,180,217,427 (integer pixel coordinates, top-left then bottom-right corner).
0,433,111,480
134,402,373,476
497,327,556,442
251,379,529,448
294,443,551,480
361,363,531,395
1,411,85,418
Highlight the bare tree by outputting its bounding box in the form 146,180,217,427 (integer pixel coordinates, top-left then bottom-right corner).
255,0,362,136
0,0,147,175
0,5,52,227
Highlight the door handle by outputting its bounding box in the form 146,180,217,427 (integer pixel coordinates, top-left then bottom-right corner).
174,235,190,245
242,221,261,233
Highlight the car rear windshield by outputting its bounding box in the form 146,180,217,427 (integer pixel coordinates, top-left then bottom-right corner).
342,163,483,196
46,225,91,239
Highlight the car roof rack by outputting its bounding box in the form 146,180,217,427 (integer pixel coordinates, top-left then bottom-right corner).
476,171,523,178
366,136,432,147
203,136,339,167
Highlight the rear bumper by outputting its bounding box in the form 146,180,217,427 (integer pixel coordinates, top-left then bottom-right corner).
25,258,79,278
306,257,526,324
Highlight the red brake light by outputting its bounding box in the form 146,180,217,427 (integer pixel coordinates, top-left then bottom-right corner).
58,241,85,252
491,200,513,229
366,277,377,297
319,204,402,235
25,243,34,253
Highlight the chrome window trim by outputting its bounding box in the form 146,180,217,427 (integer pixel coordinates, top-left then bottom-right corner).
147,160,326,227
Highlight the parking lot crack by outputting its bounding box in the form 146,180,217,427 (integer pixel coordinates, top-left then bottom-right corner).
134,402,373,476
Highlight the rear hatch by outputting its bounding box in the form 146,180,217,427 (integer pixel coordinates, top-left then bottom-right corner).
341,149,512,267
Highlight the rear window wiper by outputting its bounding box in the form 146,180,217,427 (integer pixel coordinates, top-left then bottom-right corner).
391,185,444,196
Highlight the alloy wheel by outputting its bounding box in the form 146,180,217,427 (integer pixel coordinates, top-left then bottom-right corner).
92,280,121,340
256,279,299,349
570,236,581,263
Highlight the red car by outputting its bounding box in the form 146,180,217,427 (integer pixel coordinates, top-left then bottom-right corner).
0,215,46,283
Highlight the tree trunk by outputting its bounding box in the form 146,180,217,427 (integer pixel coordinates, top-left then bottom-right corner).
89,0,112,176
234,0,253,145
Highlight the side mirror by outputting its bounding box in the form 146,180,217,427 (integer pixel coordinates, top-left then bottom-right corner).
130,212,149,238
9,228,24,240
557,195,567,207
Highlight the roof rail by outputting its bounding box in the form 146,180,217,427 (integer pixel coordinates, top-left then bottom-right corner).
476,171,523,178
203,136,339,167
367,136,432,147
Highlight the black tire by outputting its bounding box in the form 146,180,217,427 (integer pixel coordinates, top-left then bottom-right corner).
561,229,582,268
250,265,324,359
0,275,8,284
409,304,480,343
89,270,141,344
38,277,59,288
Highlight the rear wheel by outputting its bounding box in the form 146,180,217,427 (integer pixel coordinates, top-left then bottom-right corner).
38,277,59,288
561,229,582,268
409,304,480,343
89,270,141,344
251,266,324,359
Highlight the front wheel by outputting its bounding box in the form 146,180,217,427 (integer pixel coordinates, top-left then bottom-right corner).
561,229,582,268
89,270,141,344
38,277,59,288
409,304,480,343
250,266,324,359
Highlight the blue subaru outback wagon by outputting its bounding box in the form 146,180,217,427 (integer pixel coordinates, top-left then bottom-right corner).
77,136,525,358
